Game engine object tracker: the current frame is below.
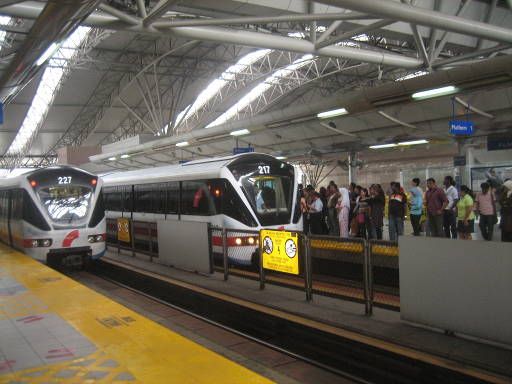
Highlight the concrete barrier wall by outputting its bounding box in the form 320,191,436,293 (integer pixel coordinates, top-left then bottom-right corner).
156,220,211,274
399,236,512,346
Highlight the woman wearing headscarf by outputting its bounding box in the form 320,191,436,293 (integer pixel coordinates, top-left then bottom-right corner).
337,187,350,238
499,180,512,242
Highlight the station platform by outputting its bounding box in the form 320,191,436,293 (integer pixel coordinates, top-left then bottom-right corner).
101,248,512,384
0,245,271,383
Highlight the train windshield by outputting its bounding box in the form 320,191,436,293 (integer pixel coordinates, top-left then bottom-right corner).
229,158,294,226
38,186,92,224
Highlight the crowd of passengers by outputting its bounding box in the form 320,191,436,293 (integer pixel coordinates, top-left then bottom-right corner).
299,177,512,243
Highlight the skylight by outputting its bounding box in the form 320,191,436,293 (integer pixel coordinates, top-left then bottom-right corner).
171,49,272,132
0,16,11,53
6,26,91,155
206,54,316,128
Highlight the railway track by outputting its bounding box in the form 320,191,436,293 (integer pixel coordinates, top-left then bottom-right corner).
86,257,497,384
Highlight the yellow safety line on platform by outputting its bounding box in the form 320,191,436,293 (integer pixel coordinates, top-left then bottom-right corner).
0,245,272,384
102,256,510,384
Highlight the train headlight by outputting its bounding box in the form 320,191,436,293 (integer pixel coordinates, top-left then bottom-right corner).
88,235,96,243
235,237,242,245
95,234,105,242
41,239,52,247
31,240,39,248
247,237,255,245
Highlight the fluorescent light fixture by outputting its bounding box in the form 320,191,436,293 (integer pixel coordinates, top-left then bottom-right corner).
276,156,287,160
230,129,250,136
369,143,398,149
412,85,456,100
36,43,60,66
120,154,130,159
108,156,117,161
397,139,429,146
317,108,348,119
176,141,189,147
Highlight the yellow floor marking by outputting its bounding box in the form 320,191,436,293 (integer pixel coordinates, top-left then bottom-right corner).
0,245,272,384
103,256,511,384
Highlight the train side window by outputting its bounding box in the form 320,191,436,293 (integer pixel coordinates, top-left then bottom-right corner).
22,190,50,231
166,182,179,214
123,186,133,213
181,180,217,216
221,181,258,227
103,187,121,211
89,190,105,228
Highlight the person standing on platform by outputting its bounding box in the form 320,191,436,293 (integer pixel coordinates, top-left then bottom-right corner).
300,186,311,234
499,180,512,242
368,184,385,240
337,187,350,238
388,182,407,242
308,191,324,235
443,176,459,239
327,183,340,236
456,186,476,240
426,178,448,237
409,178,423,236
474,182,497,241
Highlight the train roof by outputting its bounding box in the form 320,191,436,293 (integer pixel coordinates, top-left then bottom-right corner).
0,165,97,188
101,153,280,186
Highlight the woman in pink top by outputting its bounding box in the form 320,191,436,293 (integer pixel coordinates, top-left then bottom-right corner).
474,182,496,241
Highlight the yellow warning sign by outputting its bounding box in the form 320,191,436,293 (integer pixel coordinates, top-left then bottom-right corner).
260,230,299,275
117,218,131,243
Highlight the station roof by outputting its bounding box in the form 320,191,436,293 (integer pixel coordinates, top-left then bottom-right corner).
0,0,511,172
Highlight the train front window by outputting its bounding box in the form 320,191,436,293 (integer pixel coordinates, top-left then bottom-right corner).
38,186,92,223
229,159,294,226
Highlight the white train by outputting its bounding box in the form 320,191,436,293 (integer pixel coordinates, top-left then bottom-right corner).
101,153,302,266
0,166,106,266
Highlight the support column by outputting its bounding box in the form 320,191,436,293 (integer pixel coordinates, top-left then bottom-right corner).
348,151,357,184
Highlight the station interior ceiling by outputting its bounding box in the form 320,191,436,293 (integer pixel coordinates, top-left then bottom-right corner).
0,0,512,173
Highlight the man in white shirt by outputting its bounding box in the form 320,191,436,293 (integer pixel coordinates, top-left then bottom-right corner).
308,191,324,234
443,176,459,239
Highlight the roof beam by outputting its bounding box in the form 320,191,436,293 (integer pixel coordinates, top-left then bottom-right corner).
432,0,473,61
476,0,498,50
315,19,394,49
143,0,178,26
315,0,512,43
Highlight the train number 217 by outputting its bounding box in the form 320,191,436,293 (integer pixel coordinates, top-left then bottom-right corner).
258,166,270,175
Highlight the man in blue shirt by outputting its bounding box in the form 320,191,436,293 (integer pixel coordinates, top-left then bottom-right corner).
409,178,423,236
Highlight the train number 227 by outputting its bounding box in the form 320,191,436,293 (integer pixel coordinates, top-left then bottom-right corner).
57,176,72,185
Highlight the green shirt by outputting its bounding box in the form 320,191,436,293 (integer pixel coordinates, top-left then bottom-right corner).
457,194,475,221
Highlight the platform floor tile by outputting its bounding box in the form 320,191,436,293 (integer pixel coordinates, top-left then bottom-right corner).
0,245,272,383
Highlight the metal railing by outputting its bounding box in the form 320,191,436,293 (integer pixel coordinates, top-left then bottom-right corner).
208,227,400,316
105,218,400,316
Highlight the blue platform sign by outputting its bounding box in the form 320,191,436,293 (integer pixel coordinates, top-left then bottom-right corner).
449,120,473,135
233,147,254,155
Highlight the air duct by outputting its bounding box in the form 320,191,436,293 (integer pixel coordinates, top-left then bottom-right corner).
0,0,101,103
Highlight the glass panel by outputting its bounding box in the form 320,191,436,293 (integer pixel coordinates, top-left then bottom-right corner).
38,186,92,224
181,180,218,216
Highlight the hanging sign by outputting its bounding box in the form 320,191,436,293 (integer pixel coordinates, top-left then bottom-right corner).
233,147,254,155
449,120,473,136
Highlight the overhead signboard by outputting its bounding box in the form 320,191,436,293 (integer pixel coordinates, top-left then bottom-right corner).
487,134,512,151
449,120,473,136
233,147,254,155
453,155,466,166
260,229,299,275
117,218,130,243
